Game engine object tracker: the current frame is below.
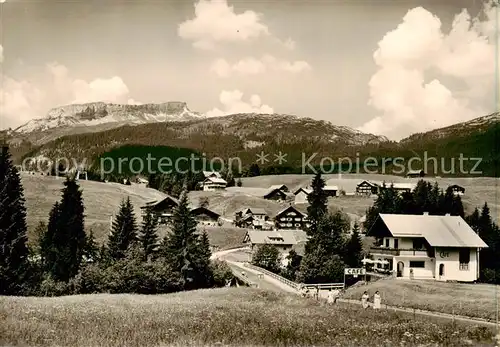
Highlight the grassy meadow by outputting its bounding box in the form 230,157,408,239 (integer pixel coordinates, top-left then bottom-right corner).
1,288,497,347
344,279,500,321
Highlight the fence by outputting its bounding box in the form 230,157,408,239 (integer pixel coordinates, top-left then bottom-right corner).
243,263,302,291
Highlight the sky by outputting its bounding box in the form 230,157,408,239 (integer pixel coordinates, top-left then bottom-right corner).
0,0,498,140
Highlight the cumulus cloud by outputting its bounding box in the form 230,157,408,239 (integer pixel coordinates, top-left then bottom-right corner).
0,62,136,129
210,55,311,77
359,2,498,140
178,0,292,50
204,90,274,118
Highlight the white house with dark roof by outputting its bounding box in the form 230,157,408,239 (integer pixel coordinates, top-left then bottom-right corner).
243,229,308,265
293,187,312,204
368,213,488,282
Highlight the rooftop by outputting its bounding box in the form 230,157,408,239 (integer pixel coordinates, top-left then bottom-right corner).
377,214,488,248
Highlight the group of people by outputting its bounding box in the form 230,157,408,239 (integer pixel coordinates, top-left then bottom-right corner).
361,290,381,309
299,285,382,310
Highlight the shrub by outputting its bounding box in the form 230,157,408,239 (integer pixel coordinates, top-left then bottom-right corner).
210,260,233,287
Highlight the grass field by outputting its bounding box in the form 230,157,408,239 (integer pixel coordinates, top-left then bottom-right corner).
1,288,497,347
344,278,500,321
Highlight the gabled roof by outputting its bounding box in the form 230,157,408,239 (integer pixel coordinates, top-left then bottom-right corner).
140,195,179,209
263,187,287,199
357,180,381,187
389,183,417,190
377,214,488,248
190,206,220,219
407,169,424,175
275,205,306,218
204,177,227,184
244,229,307,246
268,184,289,192
448,184,465,189
294,187,313,195
203,171,222,178
246,207,267,215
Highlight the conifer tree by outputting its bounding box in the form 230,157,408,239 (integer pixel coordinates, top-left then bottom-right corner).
306,173,328,236
40,178,86,281
83,229,99,263
163,191,211,289
139,209,159,260
0,145,30,295
345,222,363,268
108,197,138,260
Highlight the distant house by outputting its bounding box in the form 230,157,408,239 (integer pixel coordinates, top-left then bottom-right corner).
140,196,179,224
293,187,312,204
201,171,227,191
263,186,288,201
367,213,488,282
243,229,308,266
191,206,220,226
235,207,269,229
268,184,289,193
323,185,339,197
136,177,149,185
448,184,465,196
274,205,309,230
406,169,425,178
356,181,380,196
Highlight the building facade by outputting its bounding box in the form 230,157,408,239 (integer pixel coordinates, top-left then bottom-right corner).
368,213,488,282
274,205,309,230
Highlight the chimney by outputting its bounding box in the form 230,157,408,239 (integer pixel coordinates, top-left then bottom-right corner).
423,212,429,215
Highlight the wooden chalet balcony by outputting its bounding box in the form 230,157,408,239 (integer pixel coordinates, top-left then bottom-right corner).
370,247,431,257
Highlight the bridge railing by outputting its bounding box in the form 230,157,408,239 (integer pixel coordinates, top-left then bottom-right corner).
244,263,301,291
231,268,258,288
244,263,346,292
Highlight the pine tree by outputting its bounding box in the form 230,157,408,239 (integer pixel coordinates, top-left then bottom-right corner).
108,197,138,260
345,223,363,268
0,145,30,295
163,191,211,289
139,209,159,260
40,178,86,282
306,173,328,237
83,229,99,263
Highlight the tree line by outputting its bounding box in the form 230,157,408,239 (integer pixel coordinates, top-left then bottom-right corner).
0,145,232,296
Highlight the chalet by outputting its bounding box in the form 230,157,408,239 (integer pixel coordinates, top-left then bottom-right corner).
201,171,227,191
140,196,179,224
268,184,289,193
406,169,425,178
323,185,339,197
274,205,309,230
235,207,269,229
293,187,312,204
190,206,220,226
368,213,488,282
356,181,380,196
448,184,465,196
243,229,308,266
263,186,288,201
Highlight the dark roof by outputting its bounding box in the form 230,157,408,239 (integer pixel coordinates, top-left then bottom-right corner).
140,195,179,210
275,205,306,218
190,206,220,219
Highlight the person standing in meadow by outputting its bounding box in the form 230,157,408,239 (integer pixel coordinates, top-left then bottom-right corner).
361,291,369,309
373,291,381,309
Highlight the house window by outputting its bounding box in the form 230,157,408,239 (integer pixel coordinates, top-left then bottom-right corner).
459,249,470,271
394,239,399,249
409,261,425,268
385,239,390,247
